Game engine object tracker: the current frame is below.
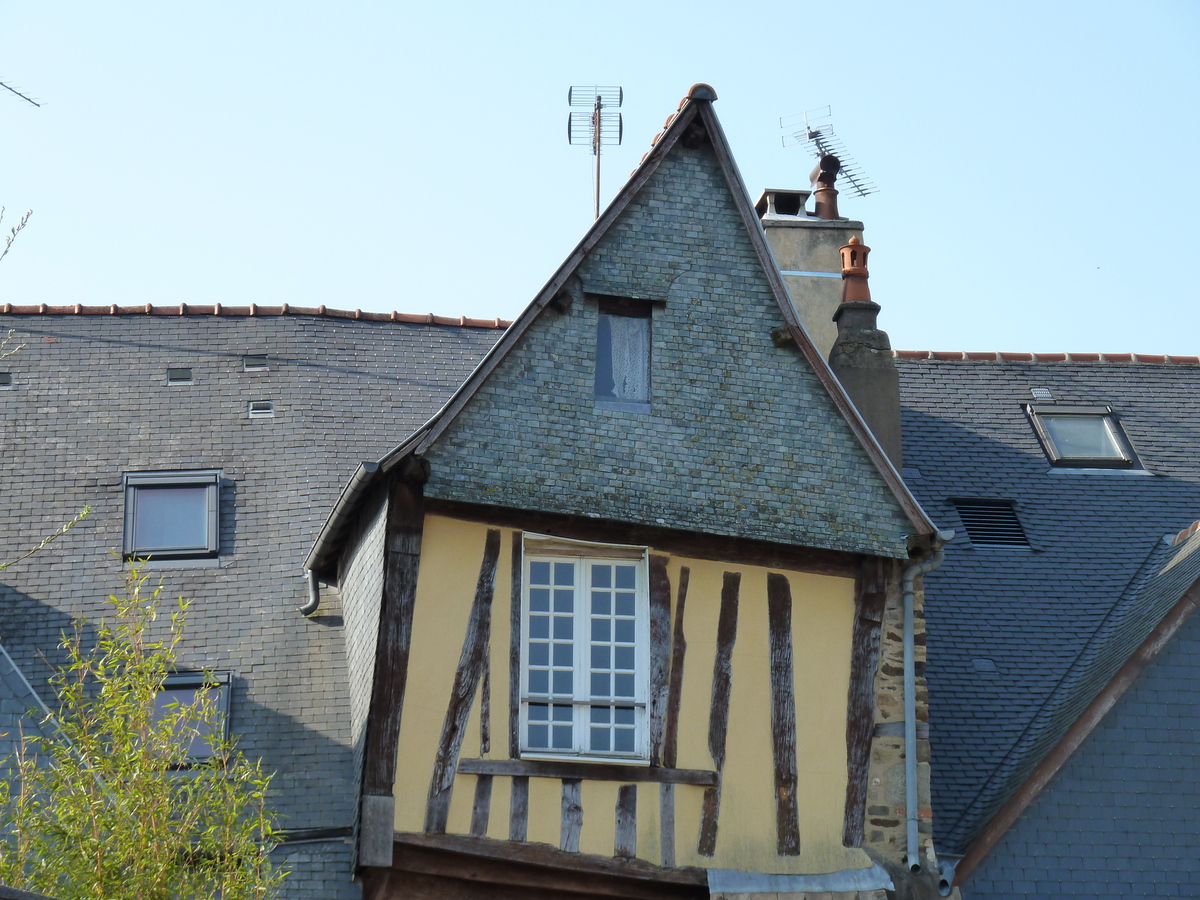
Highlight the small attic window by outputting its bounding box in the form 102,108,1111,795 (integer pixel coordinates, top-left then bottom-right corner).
167,367,193,385
0,372,12,389
1027,405,1135,468
953,500,1031,549
242,354,269,372
595,299,651,412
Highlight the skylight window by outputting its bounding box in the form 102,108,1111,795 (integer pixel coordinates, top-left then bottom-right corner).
1027,405,1136,468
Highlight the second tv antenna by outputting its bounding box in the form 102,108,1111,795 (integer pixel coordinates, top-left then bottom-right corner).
568,86,623,219
780,106,876,198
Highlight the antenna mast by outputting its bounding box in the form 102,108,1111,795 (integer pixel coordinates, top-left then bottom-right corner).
568,86,623,219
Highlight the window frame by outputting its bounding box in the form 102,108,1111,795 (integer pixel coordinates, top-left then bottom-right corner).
1026,404,1138,469
519,535,651,764
593,296,653,413
155,670,231,762
122,470,221,559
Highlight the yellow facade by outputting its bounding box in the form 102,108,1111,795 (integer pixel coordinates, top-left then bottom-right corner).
392,514,873,875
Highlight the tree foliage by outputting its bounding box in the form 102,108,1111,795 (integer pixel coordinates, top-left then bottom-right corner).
0,566,284,899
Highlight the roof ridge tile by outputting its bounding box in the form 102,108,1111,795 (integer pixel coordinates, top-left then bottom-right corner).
892,350,1200,365
0,304,512,329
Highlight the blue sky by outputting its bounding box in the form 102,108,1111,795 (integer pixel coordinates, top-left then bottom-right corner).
1,2,1197,353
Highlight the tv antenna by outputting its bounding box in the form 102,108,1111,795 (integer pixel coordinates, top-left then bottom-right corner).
568,86,623,219
0,80,40,108
780,106,876,198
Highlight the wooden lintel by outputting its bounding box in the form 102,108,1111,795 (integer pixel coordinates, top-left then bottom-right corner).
456,758,718,787
425,499,863,579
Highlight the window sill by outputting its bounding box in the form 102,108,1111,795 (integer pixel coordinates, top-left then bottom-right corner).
456,758,717,786
126,555,227,569
594,399,651,414
1046,467,1157,476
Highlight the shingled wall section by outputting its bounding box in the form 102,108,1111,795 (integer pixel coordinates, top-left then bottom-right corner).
424,136,913,559
0,313,498,897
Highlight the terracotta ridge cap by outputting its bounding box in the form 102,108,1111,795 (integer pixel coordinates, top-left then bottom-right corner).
892,350,1200,365
0,303,511,329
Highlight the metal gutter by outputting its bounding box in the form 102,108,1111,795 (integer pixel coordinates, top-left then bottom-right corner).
302,461,381,580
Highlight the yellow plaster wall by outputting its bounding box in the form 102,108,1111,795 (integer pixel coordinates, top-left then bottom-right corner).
392,516,501,833
393,514,872,876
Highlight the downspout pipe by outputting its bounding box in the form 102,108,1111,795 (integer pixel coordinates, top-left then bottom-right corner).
299,569,321,617
902,529,954,874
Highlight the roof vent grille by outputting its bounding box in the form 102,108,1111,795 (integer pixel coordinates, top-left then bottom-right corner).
242,354,268,372
248,400,275,418
0,373,12,388
166,367,193,385
1031,387,1054,400
954,500,1031,548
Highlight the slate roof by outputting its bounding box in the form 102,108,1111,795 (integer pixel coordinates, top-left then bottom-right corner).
895,356,1200,856
0,310,503,898
309,87,935,574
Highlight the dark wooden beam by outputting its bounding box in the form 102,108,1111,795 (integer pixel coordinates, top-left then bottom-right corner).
425,529,502,833
456,758,717,787
766,573,800,856
698,572,740,856
659,783,675,868
615,784,638,858
509,531,523,758
648,555,673,766
509,776,529,843
470,775,493,838
390,831,709,900
662,566,690,769
843,557,888,847
561,779,583,852
362,478,425,797
955,579,1200,887
425,499,863,579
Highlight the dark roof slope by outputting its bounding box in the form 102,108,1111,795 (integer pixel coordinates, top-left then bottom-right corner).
895,357,1200,855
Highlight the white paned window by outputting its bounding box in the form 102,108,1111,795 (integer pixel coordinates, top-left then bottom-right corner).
521,539,649,761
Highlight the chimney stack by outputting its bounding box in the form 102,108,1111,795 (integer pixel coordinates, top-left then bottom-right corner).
756,157,862,357
828,236,903,468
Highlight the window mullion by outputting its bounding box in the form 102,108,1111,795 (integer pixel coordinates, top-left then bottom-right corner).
575,557,587,754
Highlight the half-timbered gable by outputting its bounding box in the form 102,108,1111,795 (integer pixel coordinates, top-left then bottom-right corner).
309,85,942,900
